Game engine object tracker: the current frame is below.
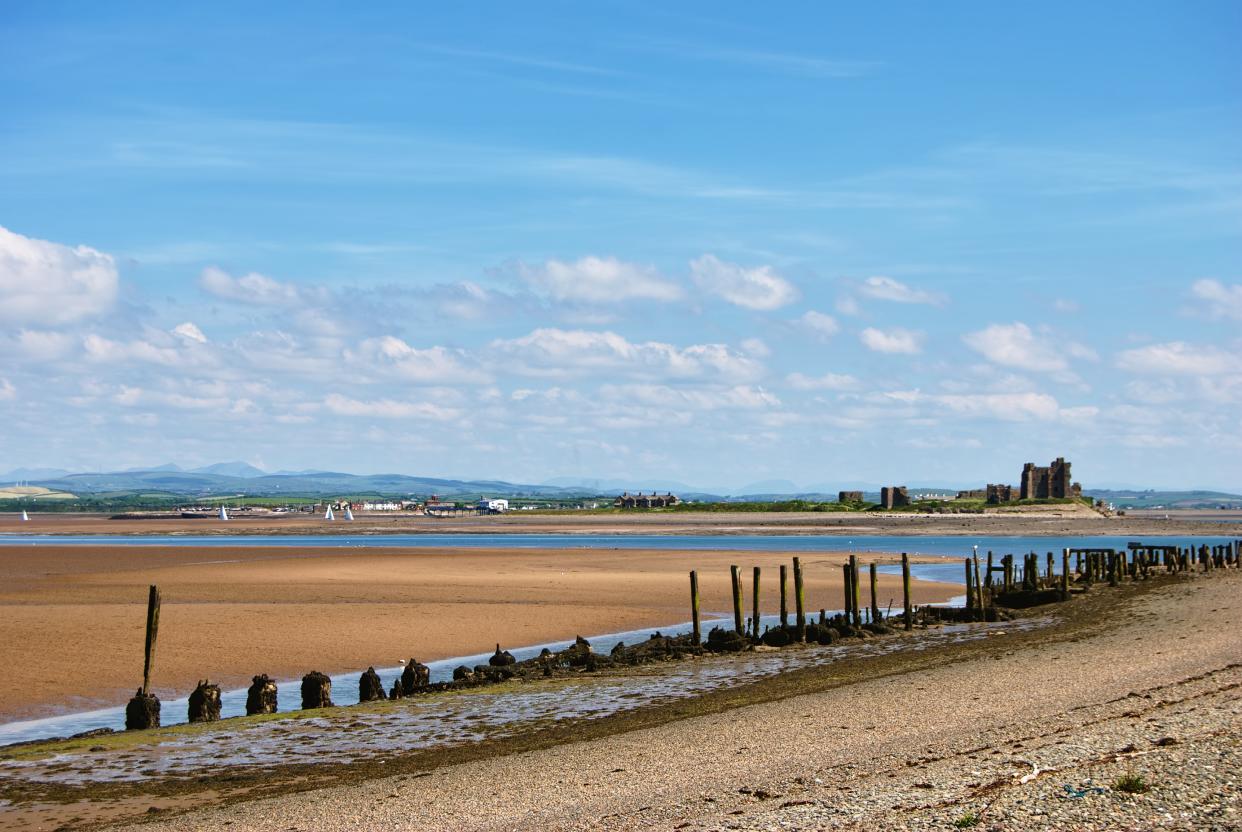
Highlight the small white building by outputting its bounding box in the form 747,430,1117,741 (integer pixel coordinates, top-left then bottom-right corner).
362,501,401,512
477,498,509,513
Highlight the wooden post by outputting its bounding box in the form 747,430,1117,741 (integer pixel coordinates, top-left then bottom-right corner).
730,565,744,635
779,564,788,628
752,566,761,639
849,555,861,627
793,557,806,642
1046,552,1054,582
985,551,994,588
964,558,974,616
690,570,701,644
901,552,912,631
868,562,880,623
842,563,853,621
1060,549,1070,601
972,551,984,613
142,584,161,696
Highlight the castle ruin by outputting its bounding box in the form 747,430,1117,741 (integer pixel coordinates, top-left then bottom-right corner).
880,486,910,509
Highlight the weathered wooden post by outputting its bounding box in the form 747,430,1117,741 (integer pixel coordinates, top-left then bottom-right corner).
985,551,994,588
730,564,744,635
793,557,806,642
1003,554,1013,592
869,562,880,623
849,555,862,627
964,558,975,616
125,585,162,730
1060,549,1070,601
1108,551,1119,587
752,566,761,639
690,570,701,644
779,564,788,629
1046,552,1054,583
842,562,853,622
972,550,984,612
901,553,912,631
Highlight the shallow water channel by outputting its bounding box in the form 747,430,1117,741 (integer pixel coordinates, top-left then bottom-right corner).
0,614,1048,787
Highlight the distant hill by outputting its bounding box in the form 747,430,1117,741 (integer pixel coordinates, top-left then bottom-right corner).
189,461,267,478
1086,489,1242,509
1,467,73,481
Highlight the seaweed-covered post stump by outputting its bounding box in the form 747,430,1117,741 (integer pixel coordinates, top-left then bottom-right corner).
125,688,160,730
401,658,431,695
849,555,862,627
901,552,912,631
246,674,279,715
359,667,385,703
869,562,880,623
301,671,334,709
188,680,222,723
125,584,162,730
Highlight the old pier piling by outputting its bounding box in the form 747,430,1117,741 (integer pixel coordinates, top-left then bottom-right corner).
901,552,912,631
849,555,862,627
188,680,222,723
793,556,806,642
301,671,334,709
779,564,788,629
125,584,162,731
689,570,701,644
869,562,880,623
246,674,278,715
752,566,761,639
358,667,385,703
730,565,744,636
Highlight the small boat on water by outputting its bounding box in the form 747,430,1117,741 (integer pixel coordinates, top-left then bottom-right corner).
324,506,335,521
219,506,229,521
343,507,354,521
20,510,29,522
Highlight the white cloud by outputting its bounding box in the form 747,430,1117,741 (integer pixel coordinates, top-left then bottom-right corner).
786,372,858,391
199,266,313,306
860,327,923,354
1116,342,1235,376
15,329,75,361
740,337,771,357
1190,279,1242,321
601,383,779,410
491,328,764,381
835,295,861,316
796,310,840,339
690,254,799,310
878,389,1068,421
0,225,118,325
520,256,682,303
83,334,184,366
0,378,14,401
858,276,943,305
961,322,1096,373
324,393,460,421
172,322,208,343
347,336,490,384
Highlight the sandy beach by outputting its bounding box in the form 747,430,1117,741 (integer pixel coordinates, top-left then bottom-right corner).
0,544,956,722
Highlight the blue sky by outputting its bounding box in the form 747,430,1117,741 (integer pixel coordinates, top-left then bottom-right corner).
1,2,1239,490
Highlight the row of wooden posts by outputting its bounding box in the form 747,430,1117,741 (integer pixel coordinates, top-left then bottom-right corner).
125,539,1242,731
690,553,917,645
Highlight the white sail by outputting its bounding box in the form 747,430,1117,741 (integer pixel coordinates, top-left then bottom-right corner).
219,505,229,521
20,510,29,522
344,507,354,521
325,506,335,521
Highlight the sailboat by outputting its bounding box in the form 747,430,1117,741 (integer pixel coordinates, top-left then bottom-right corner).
20,510,29,522
343,506,354,521
324,505,335,521
219,505,229,521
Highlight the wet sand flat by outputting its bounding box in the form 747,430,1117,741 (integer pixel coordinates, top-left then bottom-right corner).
0,545,955,722
4,506,1239,537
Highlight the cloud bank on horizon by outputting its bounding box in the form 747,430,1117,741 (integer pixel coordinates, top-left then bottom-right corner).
0,3,1238,489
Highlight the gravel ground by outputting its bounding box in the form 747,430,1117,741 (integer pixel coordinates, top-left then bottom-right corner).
123,571,1241,832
